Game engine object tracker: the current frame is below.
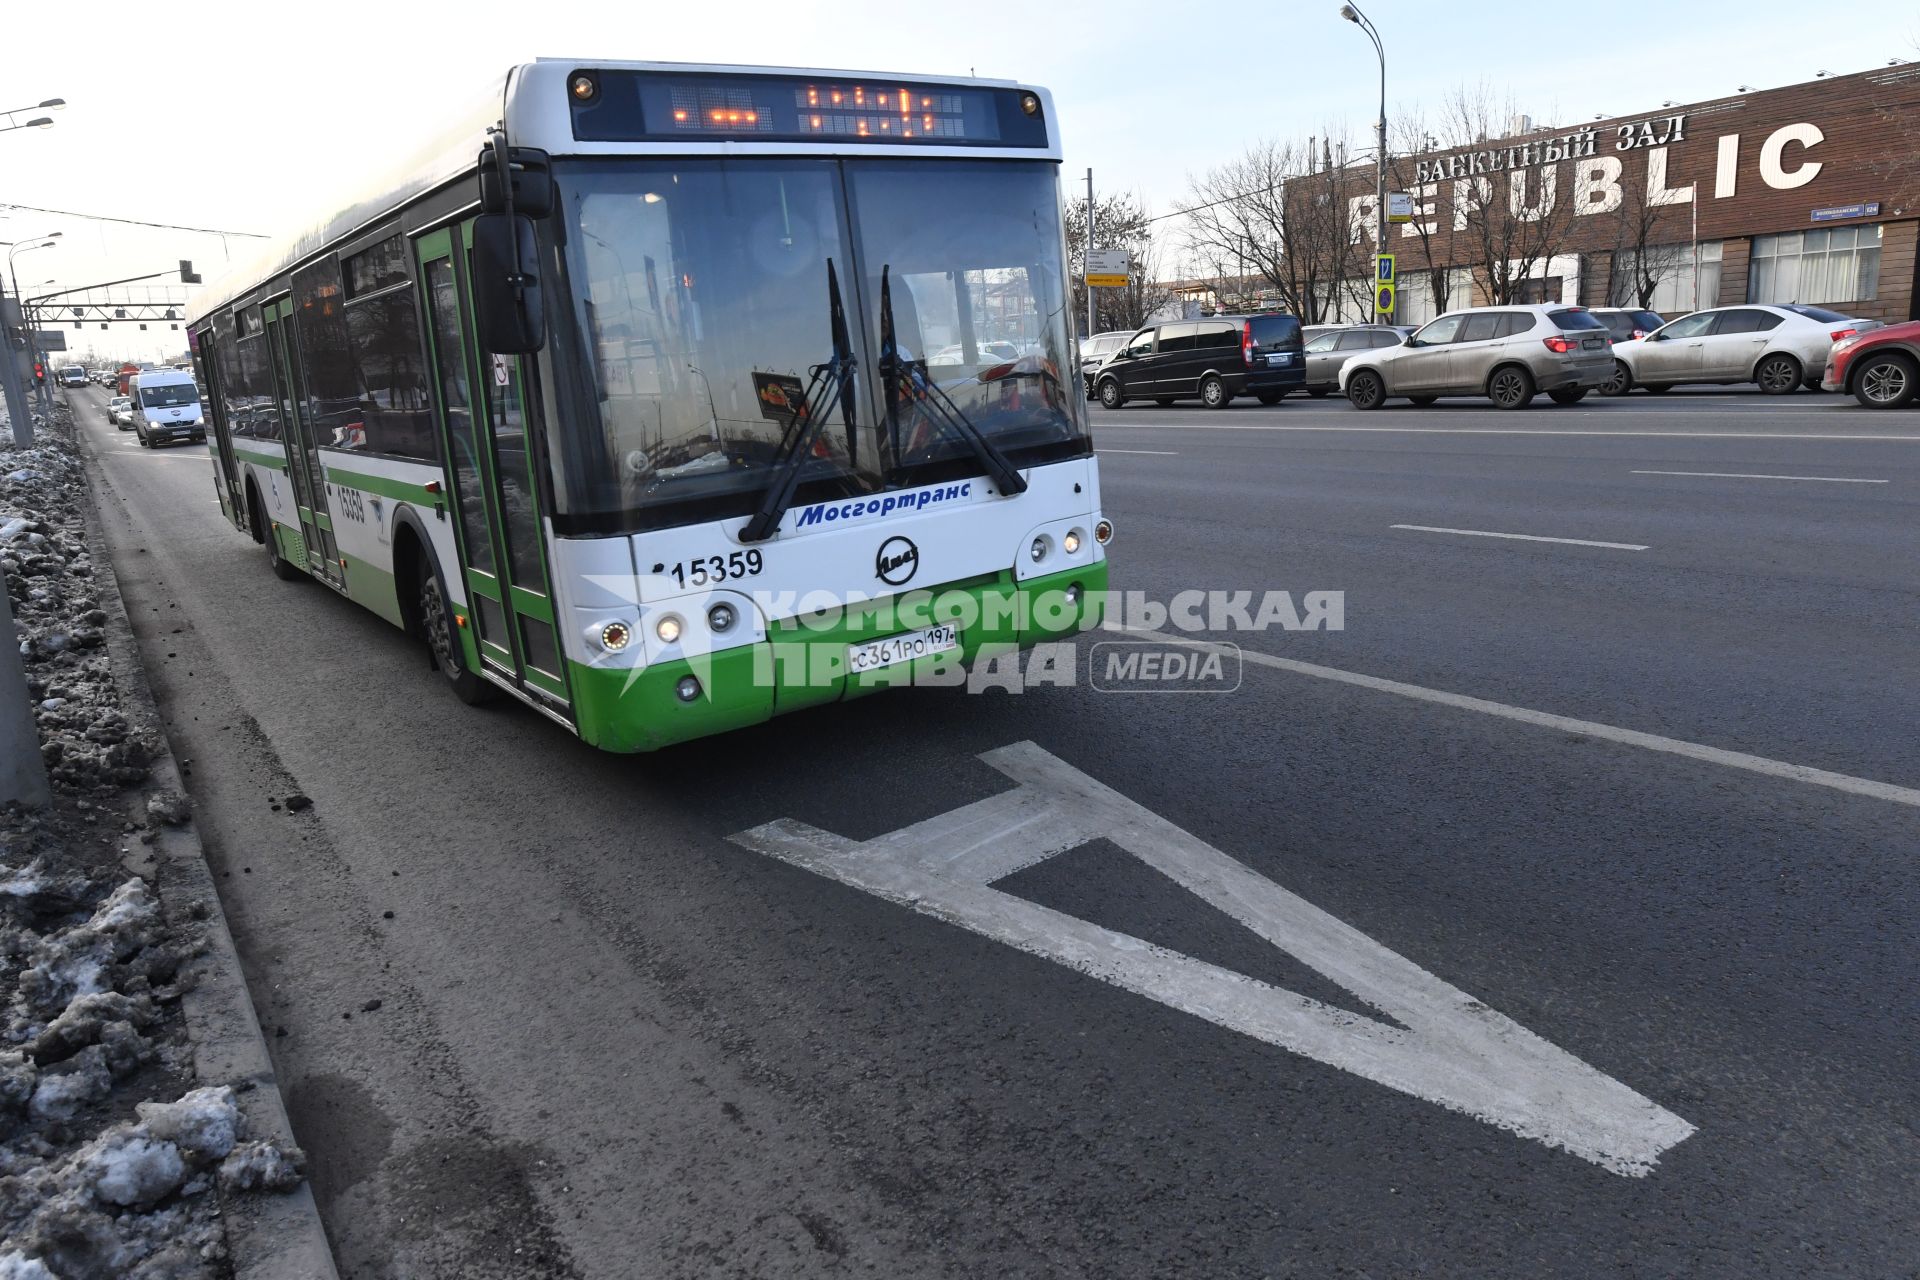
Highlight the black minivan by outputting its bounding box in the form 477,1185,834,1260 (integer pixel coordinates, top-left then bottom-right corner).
1093,313,1306,409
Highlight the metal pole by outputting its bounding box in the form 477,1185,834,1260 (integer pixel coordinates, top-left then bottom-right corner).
1086,168,1096,340
0,582,51,809
0,273,32,446
1376,74,1388,321
1691,198,1700,310
1342,3,1389,323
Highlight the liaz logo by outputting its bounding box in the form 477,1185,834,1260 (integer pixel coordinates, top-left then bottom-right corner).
875,536,919,586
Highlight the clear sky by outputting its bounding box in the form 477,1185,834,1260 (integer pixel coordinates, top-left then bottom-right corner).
1,0,1905,362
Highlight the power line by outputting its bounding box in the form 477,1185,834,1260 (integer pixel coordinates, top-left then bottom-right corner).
0,202,269,239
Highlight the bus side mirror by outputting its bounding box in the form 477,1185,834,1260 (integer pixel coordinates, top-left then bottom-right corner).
478,146,553,218
471,214,545,354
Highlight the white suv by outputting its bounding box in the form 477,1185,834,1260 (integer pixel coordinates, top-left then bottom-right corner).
1604,303,1878,396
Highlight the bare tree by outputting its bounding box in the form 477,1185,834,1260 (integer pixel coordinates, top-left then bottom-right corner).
1600,160,1693,310
1180,135,1369,324
1387,113,1457,322
1440,84,1581,306
1869,55,1920,215
1064,190,1178,334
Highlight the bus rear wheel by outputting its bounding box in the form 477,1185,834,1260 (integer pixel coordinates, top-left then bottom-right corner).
418,562,493,705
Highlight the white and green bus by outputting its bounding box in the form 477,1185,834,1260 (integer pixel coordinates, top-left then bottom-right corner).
188,60,1110,751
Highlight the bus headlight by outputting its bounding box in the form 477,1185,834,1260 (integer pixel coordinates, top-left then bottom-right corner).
599,620,632,652
1063,528,1083,555
1094,519,1114,545
1030,535,1049,563
708,603,736,633
656,615,683,644
675,675,702,702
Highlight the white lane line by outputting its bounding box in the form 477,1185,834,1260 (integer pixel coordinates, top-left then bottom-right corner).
1099,448,1179,455
1111,625,1920,810
1391,524,1650,551
1098,424,1920,441
733,742,1695,1177
1631,469,1889,484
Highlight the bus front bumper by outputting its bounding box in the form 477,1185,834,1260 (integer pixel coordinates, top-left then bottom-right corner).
567,561,1109,752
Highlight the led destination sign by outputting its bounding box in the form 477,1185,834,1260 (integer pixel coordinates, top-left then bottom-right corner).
569,71,1050,148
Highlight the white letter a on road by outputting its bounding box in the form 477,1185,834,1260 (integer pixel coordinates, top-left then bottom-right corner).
730,742,1695,1176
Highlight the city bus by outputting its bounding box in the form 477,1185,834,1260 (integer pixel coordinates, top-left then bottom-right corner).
187,60,1110,751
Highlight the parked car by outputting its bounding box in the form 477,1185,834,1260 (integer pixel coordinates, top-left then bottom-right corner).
1604,303,1877,396
1301,325,1414,397
1340,305,1614,410
1822,318,1920,408
1078,330,1131,397
108,396,135,428
1590,307,1666,344
1094,313,1304,410
926,340,1020,367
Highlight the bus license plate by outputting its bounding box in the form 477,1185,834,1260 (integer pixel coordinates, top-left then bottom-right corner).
848,624,959,674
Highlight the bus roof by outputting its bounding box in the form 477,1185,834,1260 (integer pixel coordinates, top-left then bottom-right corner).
188,59,1055,330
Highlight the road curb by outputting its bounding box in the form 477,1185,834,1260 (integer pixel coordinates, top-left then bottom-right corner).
71,399,341,1280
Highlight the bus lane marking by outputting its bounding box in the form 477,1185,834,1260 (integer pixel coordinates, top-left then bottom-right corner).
1390,524,1650,551
1630,470,1888,484
730,741,1695,1177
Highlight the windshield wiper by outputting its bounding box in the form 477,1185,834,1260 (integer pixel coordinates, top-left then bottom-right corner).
741,259,859,542
878,265,1028,497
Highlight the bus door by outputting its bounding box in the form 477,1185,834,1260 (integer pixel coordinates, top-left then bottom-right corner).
414,225,570,708
262,298,341,588
192,327,244,526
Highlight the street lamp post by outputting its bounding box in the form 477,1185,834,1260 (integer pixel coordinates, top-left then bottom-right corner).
0,97,64,137
0,97,66,809
1340,3,1389,322
8,235,64,411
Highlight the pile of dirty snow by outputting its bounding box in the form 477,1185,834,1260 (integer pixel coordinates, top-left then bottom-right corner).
2,407,306,1278
1,412,157,793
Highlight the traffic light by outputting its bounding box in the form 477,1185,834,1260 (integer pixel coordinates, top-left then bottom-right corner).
179,260,201,285
33,361,44,385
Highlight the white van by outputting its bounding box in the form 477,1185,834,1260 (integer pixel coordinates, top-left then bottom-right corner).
129,369,206,448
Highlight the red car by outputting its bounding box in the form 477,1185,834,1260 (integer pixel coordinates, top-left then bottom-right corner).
1823,319,1920,408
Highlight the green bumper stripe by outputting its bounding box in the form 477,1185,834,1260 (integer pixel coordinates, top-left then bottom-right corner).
233,446,285,469
569,561,1108,753
325,467,440,506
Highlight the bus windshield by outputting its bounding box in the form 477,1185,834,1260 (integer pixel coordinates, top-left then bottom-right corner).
140,383,199,408
553,156,1087,531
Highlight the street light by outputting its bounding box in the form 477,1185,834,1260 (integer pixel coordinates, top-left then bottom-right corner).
1340,2,1388,322
9,234,64,305
8,235,63,410
0,97,65,135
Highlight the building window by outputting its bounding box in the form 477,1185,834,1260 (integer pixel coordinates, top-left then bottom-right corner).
1748,226,1880,306
1611,241,1721,312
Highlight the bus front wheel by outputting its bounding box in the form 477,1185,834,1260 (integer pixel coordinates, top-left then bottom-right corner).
418,562,493,706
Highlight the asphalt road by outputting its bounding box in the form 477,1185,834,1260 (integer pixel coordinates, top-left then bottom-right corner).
67,385,1919,1278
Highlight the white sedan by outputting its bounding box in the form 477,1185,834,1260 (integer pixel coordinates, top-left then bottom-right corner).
1602,303,1878,396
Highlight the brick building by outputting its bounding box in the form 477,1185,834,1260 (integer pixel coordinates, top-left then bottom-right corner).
1276,65,1920,326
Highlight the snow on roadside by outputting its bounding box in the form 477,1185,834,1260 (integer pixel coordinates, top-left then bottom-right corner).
3,405,306,1278
2,409,154,794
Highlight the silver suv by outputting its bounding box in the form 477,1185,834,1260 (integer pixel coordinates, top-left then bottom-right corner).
1339,305,1615,410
